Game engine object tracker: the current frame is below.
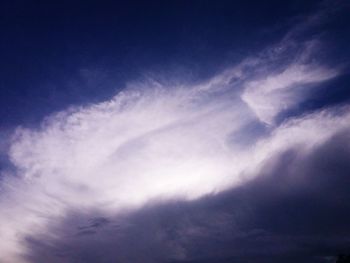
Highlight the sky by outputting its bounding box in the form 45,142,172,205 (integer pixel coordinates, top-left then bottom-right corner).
0,1,350,262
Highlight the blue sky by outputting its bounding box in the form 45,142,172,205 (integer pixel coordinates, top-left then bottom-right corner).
0,1,350,262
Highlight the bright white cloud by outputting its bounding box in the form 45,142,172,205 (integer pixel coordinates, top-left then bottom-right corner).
0,39,347,262
0,83,255,262
242,63,339,124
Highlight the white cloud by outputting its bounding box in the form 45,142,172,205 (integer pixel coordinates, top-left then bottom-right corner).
1,74,349,262
242,62,339,124
0,34,346,263
0,83,254,262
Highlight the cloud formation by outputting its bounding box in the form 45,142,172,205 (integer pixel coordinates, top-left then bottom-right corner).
0,5,349,262
22,128,350,263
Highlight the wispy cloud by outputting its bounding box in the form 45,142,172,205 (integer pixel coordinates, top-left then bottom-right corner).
0,4,348,261
242,59,339,124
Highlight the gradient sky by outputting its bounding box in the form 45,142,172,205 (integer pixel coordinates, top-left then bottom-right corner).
0,1,350,263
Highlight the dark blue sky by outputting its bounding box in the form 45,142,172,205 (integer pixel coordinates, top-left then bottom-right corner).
0,0,330,126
